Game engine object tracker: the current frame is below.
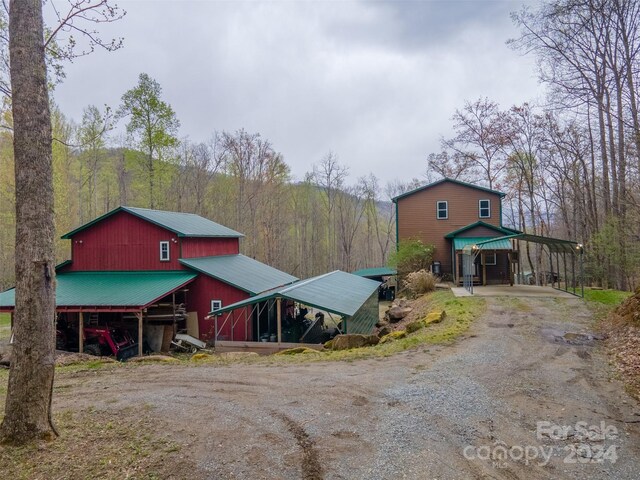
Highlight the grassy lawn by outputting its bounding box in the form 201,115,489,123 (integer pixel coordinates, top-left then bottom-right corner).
583,287,633,321
0,313,10,341
258,289,486,364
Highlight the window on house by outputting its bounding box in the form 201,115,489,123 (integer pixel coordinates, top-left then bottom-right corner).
436,201,448,219
483,252,497,265
211,300,222,313
479,199,491,218
159,241,170,261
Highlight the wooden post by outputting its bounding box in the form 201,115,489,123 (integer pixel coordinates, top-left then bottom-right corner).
454,252,459,285
137,311,143,357
276,297,282,345
481,252,487,286
78,313,84,354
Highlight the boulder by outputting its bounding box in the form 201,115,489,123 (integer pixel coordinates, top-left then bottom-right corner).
387,306,412,323
275,347,321,355
377,325,392,337
219,351,259,359
424,310,446,325
331,334,380,350
191,352,214,361
379,330,407,344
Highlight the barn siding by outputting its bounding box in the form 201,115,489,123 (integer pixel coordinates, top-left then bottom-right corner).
67,211,184,271
180,237,240,258
187,274,251,342
396,182,502,271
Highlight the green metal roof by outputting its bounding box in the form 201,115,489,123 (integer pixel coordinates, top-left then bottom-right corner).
479,233,579,254
454,237,513,251
211,270,381,318
352,267,397,278
61,206,244,239
392,178,506,203
180,254,298,295
0,271,197,309
444,221,515,239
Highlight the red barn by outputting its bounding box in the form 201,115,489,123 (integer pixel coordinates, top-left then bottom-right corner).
0,206,297,355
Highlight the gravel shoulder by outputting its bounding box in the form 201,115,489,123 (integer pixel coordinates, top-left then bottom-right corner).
6,295,640,479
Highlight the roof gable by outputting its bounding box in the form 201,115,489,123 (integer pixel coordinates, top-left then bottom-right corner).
392,178,506,203
180,254,298,295
444,221,515,238
61,206,244,239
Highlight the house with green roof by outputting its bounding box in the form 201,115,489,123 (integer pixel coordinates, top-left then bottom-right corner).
392,178,518,285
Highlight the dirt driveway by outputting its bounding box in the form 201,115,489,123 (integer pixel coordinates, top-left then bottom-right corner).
50,295,640,479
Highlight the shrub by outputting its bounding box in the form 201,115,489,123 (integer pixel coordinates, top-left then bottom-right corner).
388,239,435,276
404,269,438,295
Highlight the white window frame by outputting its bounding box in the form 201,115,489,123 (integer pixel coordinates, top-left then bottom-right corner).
479,199,491,218
211,300,222,312
436,200,448,220
159,241,170,261
483,252,497,265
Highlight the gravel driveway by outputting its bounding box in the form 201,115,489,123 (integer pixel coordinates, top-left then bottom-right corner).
52,295,640,479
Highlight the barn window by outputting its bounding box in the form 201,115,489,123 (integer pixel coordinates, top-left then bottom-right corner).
479,199,491,218
159,241,170,261
211,300,222,312
436,201,448,219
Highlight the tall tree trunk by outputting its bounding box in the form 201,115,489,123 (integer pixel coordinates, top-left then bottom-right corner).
0,0,57,444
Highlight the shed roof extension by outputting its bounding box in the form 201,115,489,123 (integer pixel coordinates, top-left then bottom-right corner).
180,254,298,295
211,270,380,318
352,267,397,278
392,178,506,203
0,271,197,311
453,237,513,251
61,206,244,239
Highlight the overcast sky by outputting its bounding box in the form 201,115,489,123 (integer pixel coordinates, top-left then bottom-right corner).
51,0,542,186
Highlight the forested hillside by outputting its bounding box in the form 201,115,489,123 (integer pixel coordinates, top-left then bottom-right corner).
426,2,640,291
0,93,400,290
1,1,639,292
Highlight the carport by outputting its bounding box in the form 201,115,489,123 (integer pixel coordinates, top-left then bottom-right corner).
208,270,380,353
461,233,584,297
0,271,197,357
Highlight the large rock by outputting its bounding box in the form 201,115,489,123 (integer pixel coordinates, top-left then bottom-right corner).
424,310,446,325
377,325,392,337
387,306,412,323
379,330,407,344
331,334,380,350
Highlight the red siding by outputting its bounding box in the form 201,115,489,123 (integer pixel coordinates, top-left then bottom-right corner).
187,275,251,342
68,211,183,271
180,237,239,258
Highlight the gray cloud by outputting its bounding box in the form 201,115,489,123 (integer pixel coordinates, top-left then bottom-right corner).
51,0,542,185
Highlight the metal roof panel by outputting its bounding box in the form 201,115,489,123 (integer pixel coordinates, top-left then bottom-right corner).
0,271,197,309
180,254,298,295
212,270,380,318
62,206,244,239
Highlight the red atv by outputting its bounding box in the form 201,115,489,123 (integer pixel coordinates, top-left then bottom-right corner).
83,326,139,361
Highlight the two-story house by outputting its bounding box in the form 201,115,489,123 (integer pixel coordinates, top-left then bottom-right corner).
393,178,520,285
